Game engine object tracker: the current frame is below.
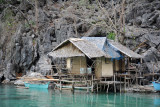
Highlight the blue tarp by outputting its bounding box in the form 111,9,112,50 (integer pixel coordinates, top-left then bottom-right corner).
81,37,123,61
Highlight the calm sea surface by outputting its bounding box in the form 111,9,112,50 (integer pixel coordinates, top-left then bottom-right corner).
0,84,160,107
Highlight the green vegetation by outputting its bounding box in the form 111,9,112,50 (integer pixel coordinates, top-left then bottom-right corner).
2,9,14,27
79,0,89,6
107,32,115,40
25,20,35,29
0,0,5,4
32,39,36,46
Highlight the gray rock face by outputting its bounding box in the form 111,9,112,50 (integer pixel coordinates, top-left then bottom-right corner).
142,47,160,72
143,47,160,62
144,34,160,47
126,0,160,29
36,55,52,75
124,0,160,74
3,63,16,80
0,0,160,82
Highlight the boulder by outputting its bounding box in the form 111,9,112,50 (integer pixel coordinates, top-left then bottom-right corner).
36,55,52,75
144,34,160,46
14,72,47,85
142,47,160,62
142,47,160,73
145,62,160,73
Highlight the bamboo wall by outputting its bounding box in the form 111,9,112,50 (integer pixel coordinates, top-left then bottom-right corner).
95,58,114,78
95,58,102,79
67,57,87,74
101,58,113,77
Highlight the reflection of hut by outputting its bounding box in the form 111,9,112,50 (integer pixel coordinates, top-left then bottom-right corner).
48,37,142,79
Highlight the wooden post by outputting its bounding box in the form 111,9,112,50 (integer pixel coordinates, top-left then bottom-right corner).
106,83,109,93
60,77,62,91
97,83,98,92
91,75,94,92
120,76,121,93
124,75,126,92
60,79,62,91
114,74,116,93
87,82,89,93
136,69,138,85
71,82,74,92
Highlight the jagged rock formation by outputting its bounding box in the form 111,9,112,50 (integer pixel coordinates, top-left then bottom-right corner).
0,0,159,82
125,0,160,73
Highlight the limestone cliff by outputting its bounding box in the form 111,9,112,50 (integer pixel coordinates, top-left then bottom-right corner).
0,0,159,82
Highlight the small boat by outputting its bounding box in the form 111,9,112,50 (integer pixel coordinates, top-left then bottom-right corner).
152,81,160,91
24,82,50,89
56,84,92,90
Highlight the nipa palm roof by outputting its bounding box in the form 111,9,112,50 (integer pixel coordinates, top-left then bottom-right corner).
48,38,110,58
48,37,142,59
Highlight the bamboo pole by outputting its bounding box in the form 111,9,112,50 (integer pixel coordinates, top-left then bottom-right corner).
91,75,94,92
71,82,75,92
60,76,62,91
114,74,116,93
87,82,89,93
120,76,121,93
106,83,109,93
124,75,126,92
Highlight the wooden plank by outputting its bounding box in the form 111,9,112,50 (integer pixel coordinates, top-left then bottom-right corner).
24,78,60,81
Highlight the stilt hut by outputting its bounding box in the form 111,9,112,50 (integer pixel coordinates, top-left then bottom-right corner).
48,37,142,79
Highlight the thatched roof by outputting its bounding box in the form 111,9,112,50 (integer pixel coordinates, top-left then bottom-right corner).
108,40,142,58
82,37,142,58
82,37,120,58
48,38,110,58
81,37,106,50
49,37,142,59
48,40,85,58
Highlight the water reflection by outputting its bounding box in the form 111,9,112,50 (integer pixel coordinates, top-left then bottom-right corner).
29,88,48,93
154,98,160,106
0,85,160,107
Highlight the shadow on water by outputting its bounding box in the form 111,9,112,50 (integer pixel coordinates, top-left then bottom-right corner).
0,96,29,100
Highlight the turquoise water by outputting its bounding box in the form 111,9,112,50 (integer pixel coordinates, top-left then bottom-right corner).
0,84,160,107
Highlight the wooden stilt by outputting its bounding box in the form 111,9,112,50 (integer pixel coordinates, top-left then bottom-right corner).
87,82,89,93
124,75,126,92
91,75,94,93
71,82,74,92
114,74,116,93
106,83,109,93
136,69,138,85
60,80,62,91
59,75,62,91
120,76,121,93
